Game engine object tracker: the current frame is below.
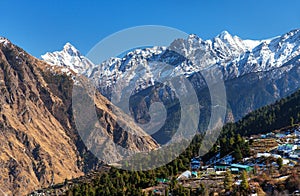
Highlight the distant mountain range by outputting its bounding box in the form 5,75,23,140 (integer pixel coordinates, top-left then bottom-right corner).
42,29,300,141
1,28,300,194
42,29,300,94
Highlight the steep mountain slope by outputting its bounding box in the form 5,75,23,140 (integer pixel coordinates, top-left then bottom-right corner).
0,38,83,195
33,83,300,196
224,29,300,79
42,31,261,96
233,87,300,136
0,38,158,195
124,59,300,144
41,30,297,93
41,29,300,144
225,61,300,120
42,30,300,94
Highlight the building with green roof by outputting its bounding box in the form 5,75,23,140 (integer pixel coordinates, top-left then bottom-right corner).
230,164,253,173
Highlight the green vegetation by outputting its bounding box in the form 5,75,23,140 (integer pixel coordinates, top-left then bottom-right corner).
223,170,234,191
65,89,300,195
233,89,300,136
66,135,204,195
240,171,250,194
277,157,283,170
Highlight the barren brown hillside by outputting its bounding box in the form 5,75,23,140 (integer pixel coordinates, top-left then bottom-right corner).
0,39,158,195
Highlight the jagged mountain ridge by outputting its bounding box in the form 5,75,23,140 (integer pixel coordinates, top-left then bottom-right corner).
41,29,300,123
42,30,300,88
0,38,158,195
224,29,300,79
41,30,272,96
41,43,95,76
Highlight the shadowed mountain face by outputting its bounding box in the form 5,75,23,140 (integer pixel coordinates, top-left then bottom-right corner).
42,29,300,97
42,29,300,133
125,61,300,144
2,28,299,194
0,39,158,195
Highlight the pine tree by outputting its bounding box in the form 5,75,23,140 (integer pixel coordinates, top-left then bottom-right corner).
240,171,249,193
277,157,283,170
224,170,234,191
234,146,243,162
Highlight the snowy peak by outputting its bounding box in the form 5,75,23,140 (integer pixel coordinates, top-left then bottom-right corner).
0,36,8,42
41,43,95,76
215,30,266,51
214,30,252,52
216,30,232,40
0,36,11,46
224,29,300,78
63,42,81,56
187,34,202,41
41,28,300,97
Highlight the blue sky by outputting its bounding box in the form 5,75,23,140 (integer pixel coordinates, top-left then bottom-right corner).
1,0,300,57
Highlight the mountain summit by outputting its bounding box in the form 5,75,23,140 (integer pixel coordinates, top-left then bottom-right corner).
41,30,292,96
41,43,95,76
41,29,300,123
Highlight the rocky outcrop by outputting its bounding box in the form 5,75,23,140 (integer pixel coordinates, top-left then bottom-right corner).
0,39,158,195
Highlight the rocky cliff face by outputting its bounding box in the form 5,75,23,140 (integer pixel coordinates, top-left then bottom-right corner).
41,29,300,122
0,39,158,195
40,29,300,146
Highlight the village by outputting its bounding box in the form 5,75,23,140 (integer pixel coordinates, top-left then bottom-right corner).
144,126,300,195
30,126,300,195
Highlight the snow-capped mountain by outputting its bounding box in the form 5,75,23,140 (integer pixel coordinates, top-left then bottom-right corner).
94,30,265,93
41,31,265,96
41,29,300,100
169,30,258,70
41,42,95,76
0,37,10,46
40,29,300,142
224,29,300,78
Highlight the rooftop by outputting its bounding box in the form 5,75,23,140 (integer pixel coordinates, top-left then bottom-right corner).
230,164,251,169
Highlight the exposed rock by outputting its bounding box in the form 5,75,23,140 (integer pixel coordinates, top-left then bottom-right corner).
0,39,158,195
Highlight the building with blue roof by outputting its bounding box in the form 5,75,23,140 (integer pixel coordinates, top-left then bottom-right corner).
190,157,201,171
